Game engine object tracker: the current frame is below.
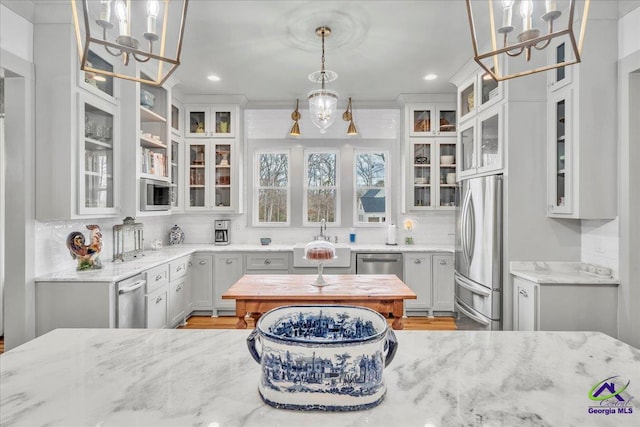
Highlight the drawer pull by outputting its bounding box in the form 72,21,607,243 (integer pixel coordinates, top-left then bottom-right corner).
155,274,163,281
264,259,272,265
176,266,182,272
226,259,233,264
176,285,182,292
155,296,163,304
188,261,193,267
519,289,529,297
414,259,422,264
439,259,447,265
199,260,207,265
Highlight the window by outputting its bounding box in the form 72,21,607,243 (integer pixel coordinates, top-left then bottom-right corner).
354,151,388,224
304,150,339,224
255,151,289,224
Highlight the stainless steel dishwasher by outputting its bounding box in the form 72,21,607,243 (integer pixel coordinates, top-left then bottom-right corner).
116,273,147,328
356,253,403,279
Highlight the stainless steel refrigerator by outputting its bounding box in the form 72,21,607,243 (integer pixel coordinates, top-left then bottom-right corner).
454,174,503,330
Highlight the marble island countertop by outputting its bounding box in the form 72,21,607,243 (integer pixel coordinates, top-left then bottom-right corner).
1,328,638,427
36,243,453,282
511,262,620,285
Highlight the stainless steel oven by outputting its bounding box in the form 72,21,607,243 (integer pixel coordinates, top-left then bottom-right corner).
140,178,171,211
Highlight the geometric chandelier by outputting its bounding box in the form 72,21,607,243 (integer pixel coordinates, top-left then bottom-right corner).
466,0,590,81
71,0,189,86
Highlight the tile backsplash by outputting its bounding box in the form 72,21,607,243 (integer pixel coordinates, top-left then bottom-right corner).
581,218,619,277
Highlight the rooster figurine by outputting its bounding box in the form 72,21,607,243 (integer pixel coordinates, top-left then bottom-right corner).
66,224,103,270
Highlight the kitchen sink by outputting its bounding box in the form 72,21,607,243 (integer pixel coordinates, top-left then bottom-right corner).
293,243,352,268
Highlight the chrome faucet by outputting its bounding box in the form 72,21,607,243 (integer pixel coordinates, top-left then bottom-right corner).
315,219,330,241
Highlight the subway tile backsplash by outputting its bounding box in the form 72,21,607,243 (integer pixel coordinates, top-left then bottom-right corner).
581,218,619,277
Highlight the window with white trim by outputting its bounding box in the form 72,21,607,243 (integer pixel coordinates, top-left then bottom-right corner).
304,150,339,224
354,150,388,224
255,150,290,224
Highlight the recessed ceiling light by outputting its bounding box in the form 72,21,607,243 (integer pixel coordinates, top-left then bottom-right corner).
207,75,221,82
423,74,438,81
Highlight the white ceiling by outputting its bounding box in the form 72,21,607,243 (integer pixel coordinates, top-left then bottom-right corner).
173,1,473,105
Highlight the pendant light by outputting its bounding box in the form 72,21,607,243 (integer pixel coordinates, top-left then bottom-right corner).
307,26,338,134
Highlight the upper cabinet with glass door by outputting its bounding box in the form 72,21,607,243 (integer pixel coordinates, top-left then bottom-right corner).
79,94,118,216
185,105,238,138
547,38,572,92
408,104,457,137
78,49,118,104
457,107,503,180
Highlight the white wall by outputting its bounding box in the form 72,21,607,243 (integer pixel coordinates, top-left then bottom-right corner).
581,219,619,275
0,4,33,63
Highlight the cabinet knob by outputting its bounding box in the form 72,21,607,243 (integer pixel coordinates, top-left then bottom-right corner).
264,259,271,265
199,260,207,265
519,289,529,297
188,261,193,267
155,296,163,304
176,285,182,292
414,259,422,264
156,274,163,281
226,259,233,264
439,259,447,265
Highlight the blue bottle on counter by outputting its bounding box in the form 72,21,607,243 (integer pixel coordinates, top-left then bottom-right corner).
349,228,356,243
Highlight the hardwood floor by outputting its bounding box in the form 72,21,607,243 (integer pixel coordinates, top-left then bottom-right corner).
0,336,4,355
179,315,457,331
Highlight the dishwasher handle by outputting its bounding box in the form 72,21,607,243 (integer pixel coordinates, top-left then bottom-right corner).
118,280,146,295
360,257,401,263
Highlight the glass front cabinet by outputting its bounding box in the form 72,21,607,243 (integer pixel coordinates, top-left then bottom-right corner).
79,94,118,215
409,104,457,137
187,140,237,211
457,107,503,179
547,87,572,216
185,105,238,138
408,138,457,210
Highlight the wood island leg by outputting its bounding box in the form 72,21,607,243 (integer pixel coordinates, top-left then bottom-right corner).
391,300,404,330
235,300,248,329
250,312,262,325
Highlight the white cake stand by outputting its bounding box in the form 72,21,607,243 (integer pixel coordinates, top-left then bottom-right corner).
304,255,338,287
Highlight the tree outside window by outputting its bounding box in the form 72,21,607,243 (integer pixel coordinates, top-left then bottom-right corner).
305,151,338,224
354,151,387,224
256,151,289,223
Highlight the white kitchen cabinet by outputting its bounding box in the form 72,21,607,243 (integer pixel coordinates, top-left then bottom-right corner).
146,284,168,329
403,252,432,314
432,254,454,311
185,105,238,138
458,66,503,123
214,253,244,313
457,106,503,179
512,277,618,336
407,103,457,137
187,140,240,212
191,254,214,311
139,78,170,182
168,278,186,328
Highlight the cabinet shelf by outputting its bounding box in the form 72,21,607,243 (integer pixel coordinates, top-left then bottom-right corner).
413,164,431,167
140,136,167,149
215,165,231,169
190,185,206,188
84,171,112,178
440,184,457,188
190,165,205,169
140,106,166,123
140,172,169,181
215,184,231,188
440,164,456,168
84,137,113,149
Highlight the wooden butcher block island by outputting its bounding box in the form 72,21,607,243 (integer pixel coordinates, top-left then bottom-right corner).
222,274,417,330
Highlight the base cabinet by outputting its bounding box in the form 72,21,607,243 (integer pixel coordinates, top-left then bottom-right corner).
168,278,186,328
512,277,618,337
432,254,454,311
214,253,244,313
403,253,432,313
191,254,214,311
146,284,168,329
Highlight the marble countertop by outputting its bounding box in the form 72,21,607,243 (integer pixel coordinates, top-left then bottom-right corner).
36,243,453,282
510,262,620,285
1,328,638,426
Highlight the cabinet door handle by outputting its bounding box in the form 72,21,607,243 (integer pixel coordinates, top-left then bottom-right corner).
176,285,182,292
264,259,272,265
414,259,422,264
226,259,233,264
188,261,193,267
519,289,528,297
155,274,163,282
176,266,182,272
199,260,207,265
155,296,163,304
439,259,447,265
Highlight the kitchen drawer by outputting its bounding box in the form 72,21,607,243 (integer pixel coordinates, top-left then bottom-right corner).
169,256,189,281
146,263,169,292
245,253,290,271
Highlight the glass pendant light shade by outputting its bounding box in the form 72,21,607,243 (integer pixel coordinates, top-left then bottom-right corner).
308,88,339,133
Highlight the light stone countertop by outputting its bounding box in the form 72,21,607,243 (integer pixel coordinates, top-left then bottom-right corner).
1,328,638,427
510,262,620,285
36,243,453,282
